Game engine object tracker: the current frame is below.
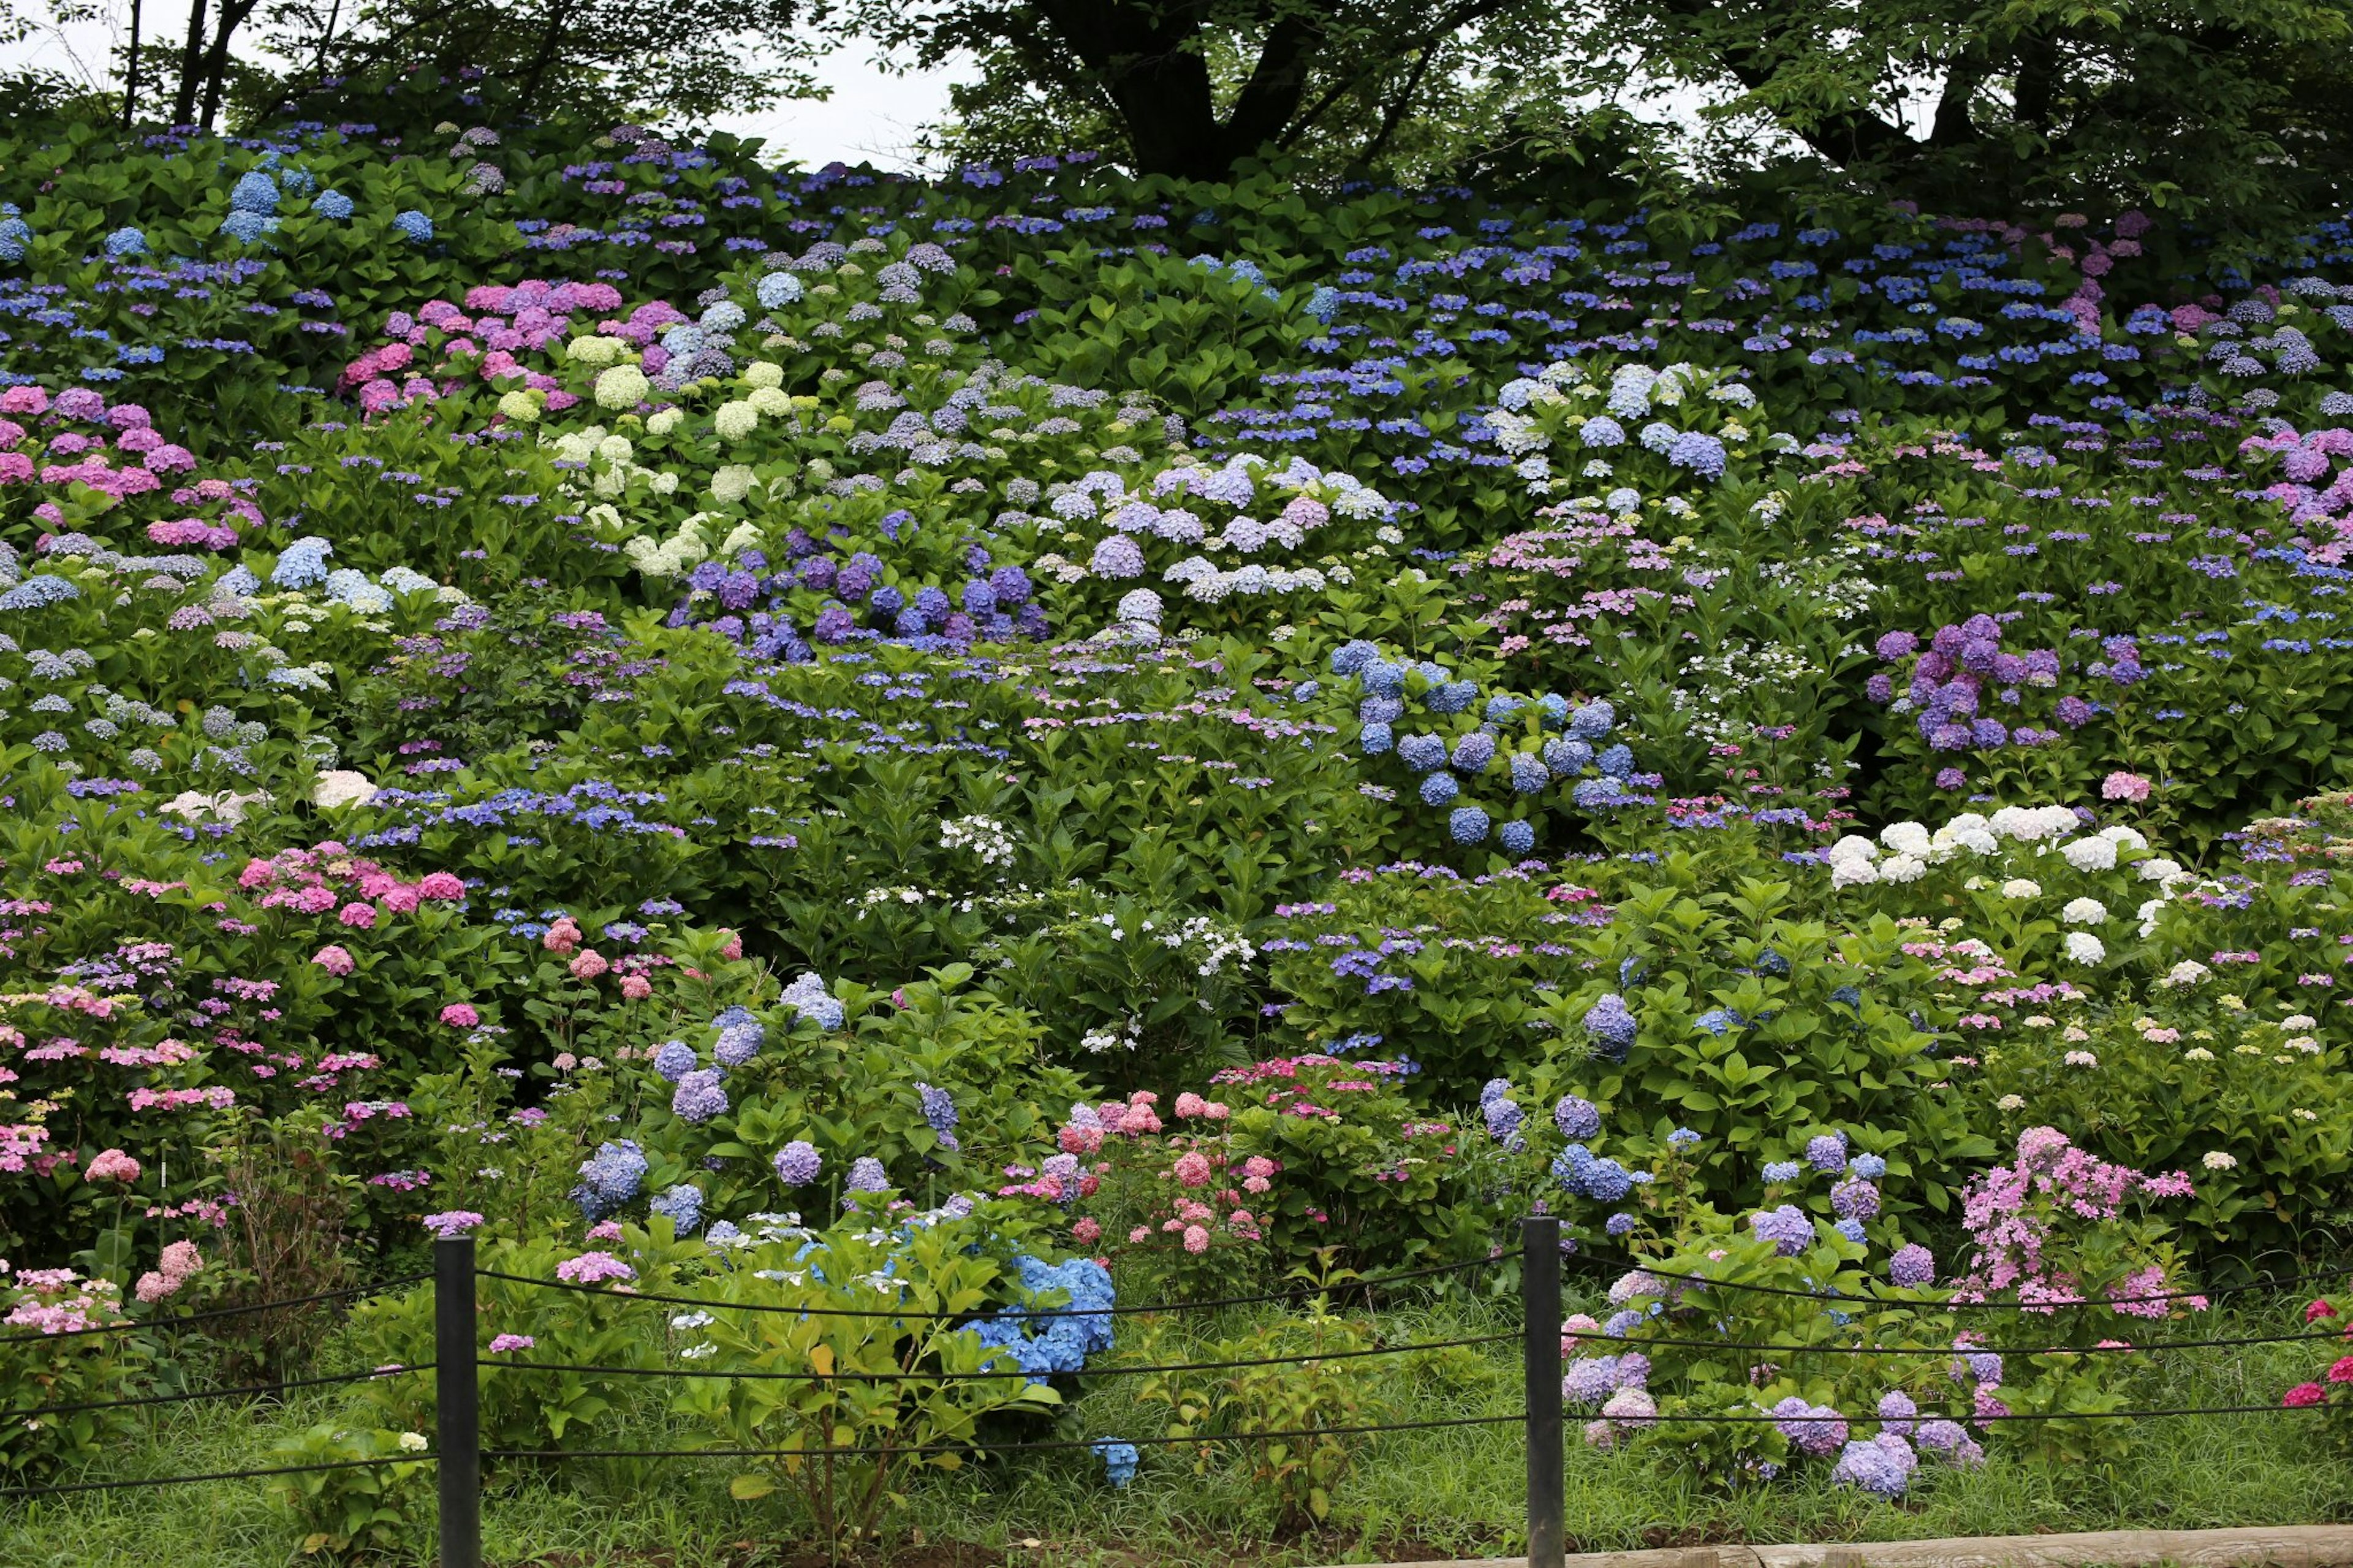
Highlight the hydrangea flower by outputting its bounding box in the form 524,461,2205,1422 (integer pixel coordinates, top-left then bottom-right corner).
1583,993,1637,1062
773,1140,822,1187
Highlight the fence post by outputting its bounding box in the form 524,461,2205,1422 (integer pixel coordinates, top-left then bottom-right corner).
434,1234,482,1568
1522,1214,1565,1568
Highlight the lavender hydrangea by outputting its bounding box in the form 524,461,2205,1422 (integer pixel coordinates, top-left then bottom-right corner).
1806,1132,1849,1173
773,1140,822,1187
915,1081,960,1151
845,1156,891,1193
1553,1094,1601,1140
671,1069,729,1125
1830,1432,1916,1496
1583,993,1637,1062
1748,1204,1813,1256
571,1139,648,1221
650,1183,705,1235
1889,1243,1936,1288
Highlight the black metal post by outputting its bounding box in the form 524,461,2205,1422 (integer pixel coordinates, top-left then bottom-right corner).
1522,1214,1565,1568
434,1235,482,1568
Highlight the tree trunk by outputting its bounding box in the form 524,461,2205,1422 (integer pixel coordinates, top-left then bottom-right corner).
172,0,211,127
197,0,260,129
121,0,142,127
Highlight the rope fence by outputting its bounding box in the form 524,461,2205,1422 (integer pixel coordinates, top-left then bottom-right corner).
2,1223,2344,1568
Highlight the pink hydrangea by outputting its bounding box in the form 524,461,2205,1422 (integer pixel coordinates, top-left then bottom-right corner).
1182,1225,1210,1255
1172,1151,1213,1187
415,872,466,901
1174,1093,1208,1118
543,918,582,953
1072,1217,1102,1244
338,901,378,929
313,944,356,976
569,950,610,980
488,1333,536,1354
2101,771,2153,803
555,1251,634,1286
438,1002,480,1028
422,1211,485,1240
85,1148,142,1183
619,974,651,999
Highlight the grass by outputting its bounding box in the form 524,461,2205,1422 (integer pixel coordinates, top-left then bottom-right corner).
10,1287,2353,1567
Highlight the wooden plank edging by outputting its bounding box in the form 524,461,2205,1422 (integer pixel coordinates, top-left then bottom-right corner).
1319,1522,2353,1568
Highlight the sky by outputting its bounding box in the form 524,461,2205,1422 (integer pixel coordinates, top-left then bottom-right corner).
1,8,969,169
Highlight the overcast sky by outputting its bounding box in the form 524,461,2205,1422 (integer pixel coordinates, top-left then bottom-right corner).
1,10,968,169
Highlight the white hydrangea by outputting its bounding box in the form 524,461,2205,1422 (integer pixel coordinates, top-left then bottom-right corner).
2064,932,2107,966
710,464,756,506
2061,897,2109,925
566,335,629,367
496,389,539,423
312,770,379,809
2061,836,2118,873
1879,821,1932,857
2138,857,2184,882
1825,835,1879,865
645,407,684,436
741,360,784,389
2099,825,2150,852
1830,857,1879,888
593,365,648,409
713,401,758,441
746,386,792,415
2000,878,2042,900
595,434,634,466
1878,854,1927,883
1115,589,1163,625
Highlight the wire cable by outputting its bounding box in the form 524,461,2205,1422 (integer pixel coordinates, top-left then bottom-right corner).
0,1273,430,1347
0,1363,431,1423
476,1254,1496,1322
490,1331,1518,1385
1580,1248,2353,1312
483,1412,1523,1463
0,1453,433,1500
1598,1325,2351,1357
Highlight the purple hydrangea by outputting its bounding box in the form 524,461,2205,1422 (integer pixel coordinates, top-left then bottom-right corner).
1889,1243,1936,1288
773,1140,822,1187
1830,1178,1881,1221
1749,1203,1813,1256
845,1156,890,1193
1830,1433,1916,1496
651,1040,697,1081
1770,1395,1847,1455
1806,1132,1848,1173
1876,1390,1917,1435
671,1069,729,1125
915,1081,960,1151
1563,1355,1622,1406
1583,993,1637,1062
1553,1094,1601,1140
1916,1418,1985,1466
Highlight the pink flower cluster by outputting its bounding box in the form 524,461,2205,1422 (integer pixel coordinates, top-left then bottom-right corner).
5,1265,129,1334
554,1251,636,1286
134,1240,204,1304
338,280,681,417
237,844,465,928
1952,1127,2202,1318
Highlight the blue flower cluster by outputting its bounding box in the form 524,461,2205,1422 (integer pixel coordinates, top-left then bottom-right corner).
964,1254,1116,1384
1332,639,1646,850
572,1138,648,1221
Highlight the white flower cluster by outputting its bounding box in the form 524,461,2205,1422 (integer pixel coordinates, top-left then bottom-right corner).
941,813,1018,868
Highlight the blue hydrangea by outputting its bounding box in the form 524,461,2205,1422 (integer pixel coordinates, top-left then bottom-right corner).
651,1040,697,1081
1543,738,1593,776
916,1081,960,1151
1500,819,1536,855
1579,415,1626,447
1597,743,1635,778
1806,1132,1849,1173
311,189,354,220
1448,806,1489,843
1425,679,1477,714
1330,638,1381,675
650,1183,705,1235
1484,694,1525,722
1567,700,1615,740
1761,1160,1802,1183
1508,752,1549,793
1360,659,1404,699
104,227,146,257
1440,734,1496,776
1695,1007,1744,1037
0,205,28,262
271,537,333,589
392,210,434,243
1395,733,1447,771
756,271,805,309
1830,1433,1916,1497
229,172,280,213
1094,1439,1140,1487
1851,1153,1887,1180
1419,772,1460,806
1604,1212,1638,1236
1833,1218,1867,1243
220,210,279,244
1583,993,1637,1062
571,1139,648,1221
1667,1127,1701,1149
846,1156,891,1192
1358,721,1394,755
